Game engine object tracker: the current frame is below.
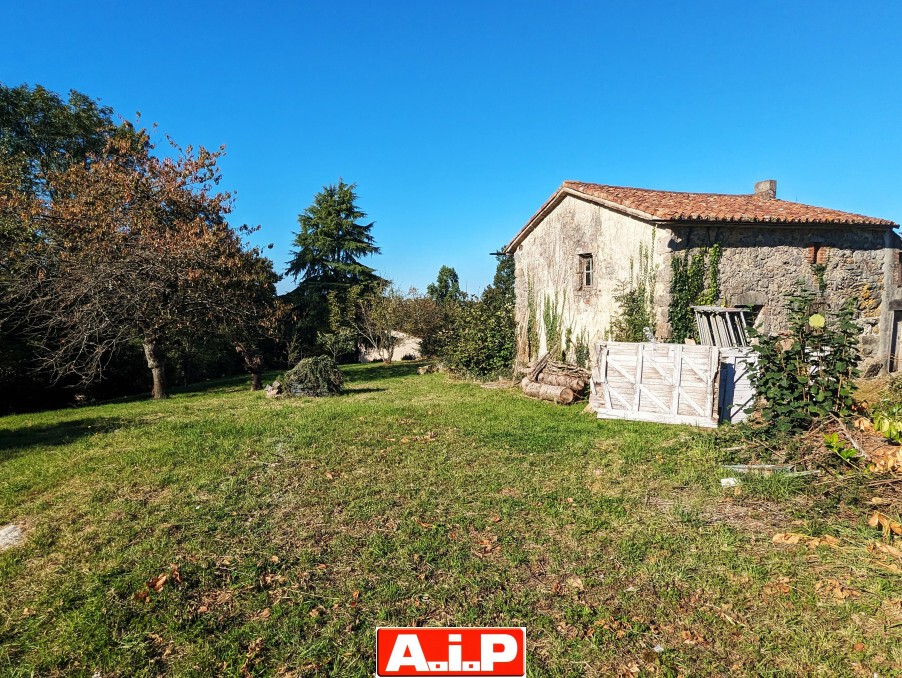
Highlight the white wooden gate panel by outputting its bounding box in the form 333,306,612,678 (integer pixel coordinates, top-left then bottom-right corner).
718,347,758,424
590,342,720,427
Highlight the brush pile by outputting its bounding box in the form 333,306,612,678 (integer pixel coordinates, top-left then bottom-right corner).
520,354,589,405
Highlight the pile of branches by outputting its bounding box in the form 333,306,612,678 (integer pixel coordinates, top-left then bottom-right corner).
283,355,344,397
520,354,589,405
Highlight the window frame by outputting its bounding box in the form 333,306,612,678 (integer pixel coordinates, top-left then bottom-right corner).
579,253,593,288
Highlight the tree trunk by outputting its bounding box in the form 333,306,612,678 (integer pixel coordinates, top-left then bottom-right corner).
143,340,168,399
250,372,263,391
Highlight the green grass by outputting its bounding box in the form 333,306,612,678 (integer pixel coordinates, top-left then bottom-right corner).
0,362,900,676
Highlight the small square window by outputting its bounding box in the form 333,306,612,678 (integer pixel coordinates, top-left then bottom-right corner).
579,254,593,288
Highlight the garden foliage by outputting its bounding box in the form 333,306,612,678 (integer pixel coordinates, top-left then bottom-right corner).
438,255,515,378
609,244,656,342
749,288,859,431
668,244,721,343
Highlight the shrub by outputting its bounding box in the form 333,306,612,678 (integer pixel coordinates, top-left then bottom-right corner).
440,299,515,378
869,375,902,442
283,355,343,397
609,243,656,342
749,288,859,432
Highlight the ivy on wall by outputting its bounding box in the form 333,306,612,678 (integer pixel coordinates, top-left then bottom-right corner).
542,292,563,358
668,244,721,343
573,328,590,368
526,278,540,360
609,242,657,342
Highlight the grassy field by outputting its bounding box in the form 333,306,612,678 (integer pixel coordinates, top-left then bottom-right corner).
0,362,900,677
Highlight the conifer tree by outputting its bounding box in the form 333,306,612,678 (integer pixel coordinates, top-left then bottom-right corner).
286,180,381,291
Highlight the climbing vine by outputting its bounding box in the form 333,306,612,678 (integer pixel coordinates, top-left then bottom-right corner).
811,262,827,294
609,242,656,342
573,328,590,368
526,278,539,360
542,293,563,357
668,244,721,343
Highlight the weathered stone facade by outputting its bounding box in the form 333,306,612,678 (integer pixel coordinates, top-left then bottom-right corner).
511,195,669,364
507,187,901,374
660,225,902,370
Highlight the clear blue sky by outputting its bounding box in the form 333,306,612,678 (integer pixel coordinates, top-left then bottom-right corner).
3,1,901,294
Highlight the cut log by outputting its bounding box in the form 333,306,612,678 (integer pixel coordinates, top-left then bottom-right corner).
536,372,585,390
544,360,590,380
521,377,575,405
526,353,550,382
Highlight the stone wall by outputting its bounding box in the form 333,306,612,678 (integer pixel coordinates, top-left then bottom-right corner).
512,196,901,373
660,224,902,371
512,195,668,365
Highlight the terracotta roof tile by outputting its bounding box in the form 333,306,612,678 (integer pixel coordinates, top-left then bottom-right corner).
563,181,896,226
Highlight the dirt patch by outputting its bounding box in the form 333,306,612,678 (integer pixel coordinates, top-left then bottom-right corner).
647,494,793,533
702,499,793,533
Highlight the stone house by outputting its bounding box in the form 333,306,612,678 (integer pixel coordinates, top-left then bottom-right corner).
501,180,901,375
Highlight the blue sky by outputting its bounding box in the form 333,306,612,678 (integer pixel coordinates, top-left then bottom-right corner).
3,1,901,294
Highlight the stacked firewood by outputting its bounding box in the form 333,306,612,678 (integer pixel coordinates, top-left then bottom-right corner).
520,354,589,405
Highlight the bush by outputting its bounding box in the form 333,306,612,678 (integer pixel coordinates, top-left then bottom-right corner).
439,300,515,378
434,254,515,378
283,355,343,397
749,288,859,432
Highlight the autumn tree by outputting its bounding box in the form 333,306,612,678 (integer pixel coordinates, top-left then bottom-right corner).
0,84,140,409
4,130,278,399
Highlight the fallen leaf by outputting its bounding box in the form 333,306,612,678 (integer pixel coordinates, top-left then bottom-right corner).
134,590,150,603
246,636,264,657
325,472,334,480
869,541,902,560
148,574,168,592
490,515,501,523
853,642,865,652
169,564,182,584
565,576,584,590
772,532,840,549
772,532,803,545
815,578,861,600
762,576,792,596
198,605,208,613
269,555,279,564
257,608,271,620
309,608,320,618
869,511,902,537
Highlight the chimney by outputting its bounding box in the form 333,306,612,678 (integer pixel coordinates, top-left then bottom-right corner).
754,179,777,199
